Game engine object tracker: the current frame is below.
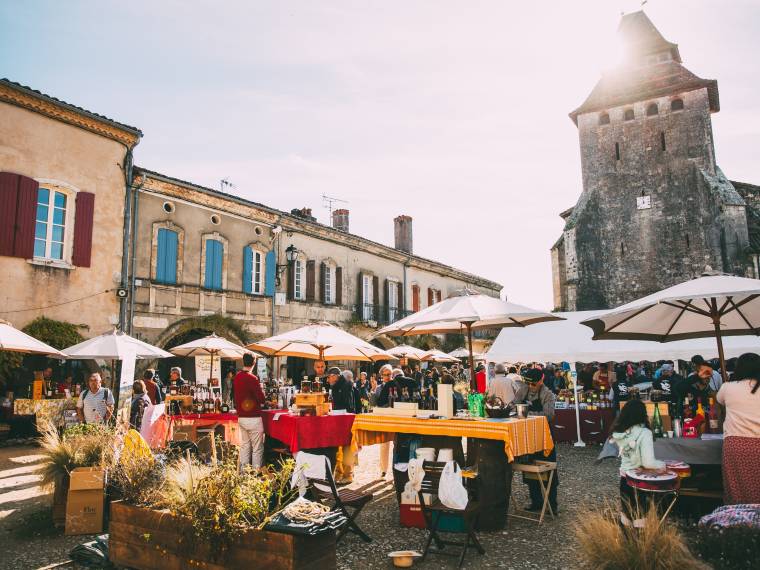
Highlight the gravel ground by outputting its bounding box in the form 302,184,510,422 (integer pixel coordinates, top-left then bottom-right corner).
336,442,620,570
0,441,706,570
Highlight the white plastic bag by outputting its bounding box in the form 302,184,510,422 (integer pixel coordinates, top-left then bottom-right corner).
438,461,468,510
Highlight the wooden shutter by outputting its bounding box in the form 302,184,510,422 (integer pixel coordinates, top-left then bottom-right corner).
372,275,379,307
412,284,420,312
0,172,38,259
72,191,95,267
306,260,316,302
242,245,253,294
397,281,404,313
335,267,343,306
264,250,276,296
156,228,178,284
384,278,390,322
319,262,326,303
357,272,363,307
427,287,434,306
287,261,295,300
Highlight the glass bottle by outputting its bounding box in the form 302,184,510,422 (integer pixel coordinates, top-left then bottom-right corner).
708,397,719,433
652,401,664,439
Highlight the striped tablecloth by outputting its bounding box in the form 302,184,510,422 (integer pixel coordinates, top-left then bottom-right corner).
352,414,554,462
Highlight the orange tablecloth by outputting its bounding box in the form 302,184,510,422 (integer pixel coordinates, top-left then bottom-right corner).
352,414,553,462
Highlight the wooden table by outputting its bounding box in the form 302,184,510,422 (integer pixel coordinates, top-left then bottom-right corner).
261,410,355,454
168,412,240,446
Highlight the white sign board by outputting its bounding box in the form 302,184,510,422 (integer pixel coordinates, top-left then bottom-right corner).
194,355,221,385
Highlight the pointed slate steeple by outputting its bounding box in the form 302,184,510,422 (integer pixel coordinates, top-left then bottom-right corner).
618,10,682,64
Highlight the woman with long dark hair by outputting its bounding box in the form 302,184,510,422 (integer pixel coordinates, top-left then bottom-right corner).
716,352,760,504
611,399,665,528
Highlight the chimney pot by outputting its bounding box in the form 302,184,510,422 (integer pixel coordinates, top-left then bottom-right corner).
332,209,350,232
394,215,413,254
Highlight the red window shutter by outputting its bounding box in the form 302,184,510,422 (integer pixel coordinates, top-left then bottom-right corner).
412,285,420,312
305,260,316,302
372,275,379,307
0,173,20,257
397,281,404,313
428,287,434,306
0,172,38,258
72,192,95,267
319,262,326,303
335,267,343,306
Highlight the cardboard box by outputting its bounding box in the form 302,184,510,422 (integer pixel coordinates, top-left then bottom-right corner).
65,467,105,535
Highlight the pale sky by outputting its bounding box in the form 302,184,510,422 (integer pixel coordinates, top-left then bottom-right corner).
2,1,758,309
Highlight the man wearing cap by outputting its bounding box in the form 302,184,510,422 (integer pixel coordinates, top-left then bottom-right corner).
326,367,357,484
514,368,559,514
653,363,684,405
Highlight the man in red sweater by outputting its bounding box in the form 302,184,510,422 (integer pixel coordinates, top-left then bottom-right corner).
234,353,266,471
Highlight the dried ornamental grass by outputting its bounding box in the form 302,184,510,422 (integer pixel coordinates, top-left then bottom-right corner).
38,421,117,487
574,503,709,570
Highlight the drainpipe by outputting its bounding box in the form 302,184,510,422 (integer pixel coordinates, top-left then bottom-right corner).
127,172,147,333
118,148,134,332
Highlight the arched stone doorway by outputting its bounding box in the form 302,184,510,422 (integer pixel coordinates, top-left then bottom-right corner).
153,315,250,384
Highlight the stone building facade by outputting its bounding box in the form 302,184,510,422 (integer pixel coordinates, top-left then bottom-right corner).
551,12,760,311
0,79,141,334
128,168,501,372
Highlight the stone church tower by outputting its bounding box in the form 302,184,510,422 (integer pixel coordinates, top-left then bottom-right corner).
551,11,752,311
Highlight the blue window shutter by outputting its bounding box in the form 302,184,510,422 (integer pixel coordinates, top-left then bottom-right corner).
265,250,276,296
156,229,178,284
243,245,253,294
205,239,223,290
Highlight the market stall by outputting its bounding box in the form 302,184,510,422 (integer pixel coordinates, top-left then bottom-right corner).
13,397,77,429
262,410,355,454
553,407,614,444
168,411,241,446
353,413,553,530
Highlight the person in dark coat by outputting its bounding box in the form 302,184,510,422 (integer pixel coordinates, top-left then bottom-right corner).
129,380,152,431
327,366,356,413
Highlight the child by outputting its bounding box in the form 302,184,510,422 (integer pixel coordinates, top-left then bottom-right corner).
610,399,666,528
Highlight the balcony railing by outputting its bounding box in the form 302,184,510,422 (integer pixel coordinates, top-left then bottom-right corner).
353,304,413,327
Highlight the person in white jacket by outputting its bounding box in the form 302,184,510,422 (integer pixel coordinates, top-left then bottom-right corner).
611,399,666,528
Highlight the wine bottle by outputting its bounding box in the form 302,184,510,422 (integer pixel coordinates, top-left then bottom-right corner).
707,397,719,432
652,401,664,439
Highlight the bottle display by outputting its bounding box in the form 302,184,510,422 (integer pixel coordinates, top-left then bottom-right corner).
652,401,664,439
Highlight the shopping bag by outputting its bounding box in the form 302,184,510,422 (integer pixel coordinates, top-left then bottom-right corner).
438,461,468,510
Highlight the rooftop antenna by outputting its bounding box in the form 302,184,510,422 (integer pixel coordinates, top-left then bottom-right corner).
220,178,236,192
322,194,348,222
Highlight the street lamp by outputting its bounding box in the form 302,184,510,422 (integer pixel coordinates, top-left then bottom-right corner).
285,244,298,263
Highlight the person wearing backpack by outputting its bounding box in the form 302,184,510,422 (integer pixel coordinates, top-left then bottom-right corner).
76,372,114,425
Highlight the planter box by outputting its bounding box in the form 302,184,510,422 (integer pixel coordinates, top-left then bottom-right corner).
109,502,336,570
52,473,69,527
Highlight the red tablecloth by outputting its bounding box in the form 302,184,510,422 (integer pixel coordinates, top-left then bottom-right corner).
261,410,355,453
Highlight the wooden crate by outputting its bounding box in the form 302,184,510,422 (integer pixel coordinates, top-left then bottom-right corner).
109,502,336,570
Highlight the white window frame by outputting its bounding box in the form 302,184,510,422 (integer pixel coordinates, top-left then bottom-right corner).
388,279,398,322
294,257,305,300
252,248,265,295
362,273,374,320
33,183,76,263
323,261,336,304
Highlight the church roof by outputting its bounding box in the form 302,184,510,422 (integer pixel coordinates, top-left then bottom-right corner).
569,12,719,124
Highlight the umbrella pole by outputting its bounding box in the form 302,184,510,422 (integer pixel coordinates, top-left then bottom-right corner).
713,317,729,383
466,322,477,391
571,363,585,447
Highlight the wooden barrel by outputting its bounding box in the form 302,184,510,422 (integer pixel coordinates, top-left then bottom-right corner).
470,439,510,531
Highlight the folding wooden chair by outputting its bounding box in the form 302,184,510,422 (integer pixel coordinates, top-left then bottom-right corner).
509,460,557,525
307,456,373,543
417,461,484,569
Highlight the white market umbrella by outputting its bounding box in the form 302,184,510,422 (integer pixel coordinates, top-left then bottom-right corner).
421,349,459,363
0,320,65,357
63,329,172,360
448,347,485,360
169,333,254,384
247,321,393,362
376,288,562,389
387,344,428,361
581,274,760,382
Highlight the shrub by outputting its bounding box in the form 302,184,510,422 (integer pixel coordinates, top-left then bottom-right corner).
38,421,116,487
574,503,708,570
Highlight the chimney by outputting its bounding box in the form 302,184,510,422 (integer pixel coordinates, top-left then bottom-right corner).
332,208,350,232
394,215,413,254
